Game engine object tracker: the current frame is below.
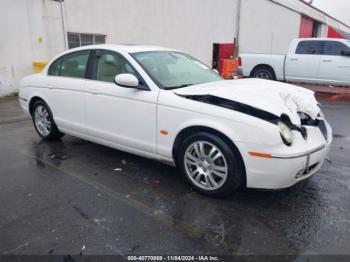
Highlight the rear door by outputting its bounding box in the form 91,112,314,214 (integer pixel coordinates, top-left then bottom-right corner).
285,40,322,83
47,50,91,134
317,41,350,85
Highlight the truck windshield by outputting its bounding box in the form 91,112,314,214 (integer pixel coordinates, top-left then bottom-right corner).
131,51,222,90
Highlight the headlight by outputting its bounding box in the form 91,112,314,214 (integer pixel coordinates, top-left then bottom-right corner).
278,121,294,146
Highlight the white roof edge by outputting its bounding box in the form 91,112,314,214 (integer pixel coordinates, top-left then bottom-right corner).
269,0,350,33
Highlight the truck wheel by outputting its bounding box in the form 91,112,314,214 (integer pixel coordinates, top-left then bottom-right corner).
252,67,274,80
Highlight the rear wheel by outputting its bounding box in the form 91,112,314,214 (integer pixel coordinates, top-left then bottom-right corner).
32,100,64,140
251,67,274,80
178,132,244,197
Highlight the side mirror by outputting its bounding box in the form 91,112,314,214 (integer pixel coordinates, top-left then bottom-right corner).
115,74,139,88
341,50,350,56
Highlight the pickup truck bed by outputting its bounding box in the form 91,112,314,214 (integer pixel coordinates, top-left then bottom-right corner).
238,54,286,81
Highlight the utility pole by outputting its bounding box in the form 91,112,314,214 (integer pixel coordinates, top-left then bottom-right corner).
234,0,242,58
55,0,68,49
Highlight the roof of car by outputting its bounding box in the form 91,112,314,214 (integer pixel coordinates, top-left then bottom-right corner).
66,44,178,54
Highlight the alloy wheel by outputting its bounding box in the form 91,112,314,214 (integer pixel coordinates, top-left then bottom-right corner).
184,141,228,191
34,105,52,137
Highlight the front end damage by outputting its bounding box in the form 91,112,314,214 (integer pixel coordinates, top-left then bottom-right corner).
234,99,332,189
174,79,333,189
240,118,332,189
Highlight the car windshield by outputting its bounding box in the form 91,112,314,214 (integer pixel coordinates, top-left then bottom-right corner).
131,51,222,90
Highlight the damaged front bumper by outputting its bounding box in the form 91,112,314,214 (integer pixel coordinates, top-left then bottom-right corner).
238,119,332,189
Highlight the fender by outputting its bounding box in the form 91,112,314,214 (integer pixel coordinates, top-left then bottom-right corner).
158,117,249,160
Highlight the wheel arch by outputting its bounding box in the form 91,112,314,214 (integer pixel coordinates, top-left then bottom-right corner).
29,96,47,116
250,64,276,80
172,125,247,186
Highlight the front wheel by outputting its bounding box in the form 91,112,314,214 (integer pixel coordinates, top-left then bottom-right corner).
177,132,244,197
32,100,64,140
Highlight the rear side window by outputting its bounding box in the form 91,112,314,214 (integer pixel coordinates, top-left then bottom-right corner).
48,50,90,79
296,41,323,55
324,41,350,56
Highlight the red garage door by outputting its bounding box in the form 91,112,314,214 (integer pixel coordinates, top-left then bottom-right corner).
299,16,314,38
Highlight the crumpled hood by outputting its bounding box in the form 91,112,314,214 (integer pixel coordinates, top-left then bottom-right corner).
173,78,320,126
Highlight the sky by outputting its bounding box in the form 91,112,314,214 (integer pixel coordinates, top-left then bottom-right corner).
312,0,350,26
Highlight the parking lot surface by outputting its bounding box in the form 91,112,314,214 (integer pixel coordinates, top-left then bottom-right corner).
0,96,350,256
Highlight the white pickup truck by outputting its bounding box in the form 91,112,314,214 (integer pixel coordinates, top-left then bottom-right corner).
237,38,350,86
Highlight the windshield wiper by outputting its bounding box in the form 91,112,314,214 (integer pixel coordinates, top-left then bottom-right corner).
166,84,194,90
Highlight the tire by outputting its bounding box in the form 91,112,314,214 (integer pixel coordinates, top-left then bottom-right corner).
251,67,274,80
177,132,244,197
32,100,64,141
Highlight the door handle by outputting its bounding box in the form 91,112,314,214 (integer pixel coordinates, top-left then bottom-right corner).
47,84,56,89
290,58,299,61
322,59,332,62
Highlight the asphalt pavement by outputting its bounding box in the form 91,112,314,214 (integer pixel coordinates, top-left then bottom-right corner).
0,96,349,258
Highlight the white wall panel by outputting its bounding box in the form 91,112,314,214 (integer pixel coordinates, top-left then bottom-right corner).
239,0,301,54
64,0,236,67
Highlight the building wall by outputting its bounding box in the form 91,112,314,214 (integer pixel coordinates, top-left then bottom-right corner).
63,0,237,67
239,0,301,54
0,0,349,97
0,0,65,96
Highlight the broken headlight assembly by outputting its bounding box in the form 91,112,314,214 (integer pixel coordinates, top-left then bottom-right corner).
278,121,294,146
318,110,325,119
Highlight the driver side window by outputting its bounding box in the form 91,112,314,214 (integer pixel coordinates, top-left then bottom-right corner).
93,50,137,83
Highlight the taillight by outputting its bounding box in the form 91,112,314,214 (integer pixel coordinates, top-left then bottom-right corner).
238,57,242,67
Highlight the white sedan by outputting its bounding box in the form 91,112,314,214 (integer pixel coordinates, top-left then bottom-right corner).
19,45,332,197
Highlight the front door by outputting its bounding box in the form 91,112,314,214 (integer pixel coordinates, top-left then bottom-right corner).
85,50,158,154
